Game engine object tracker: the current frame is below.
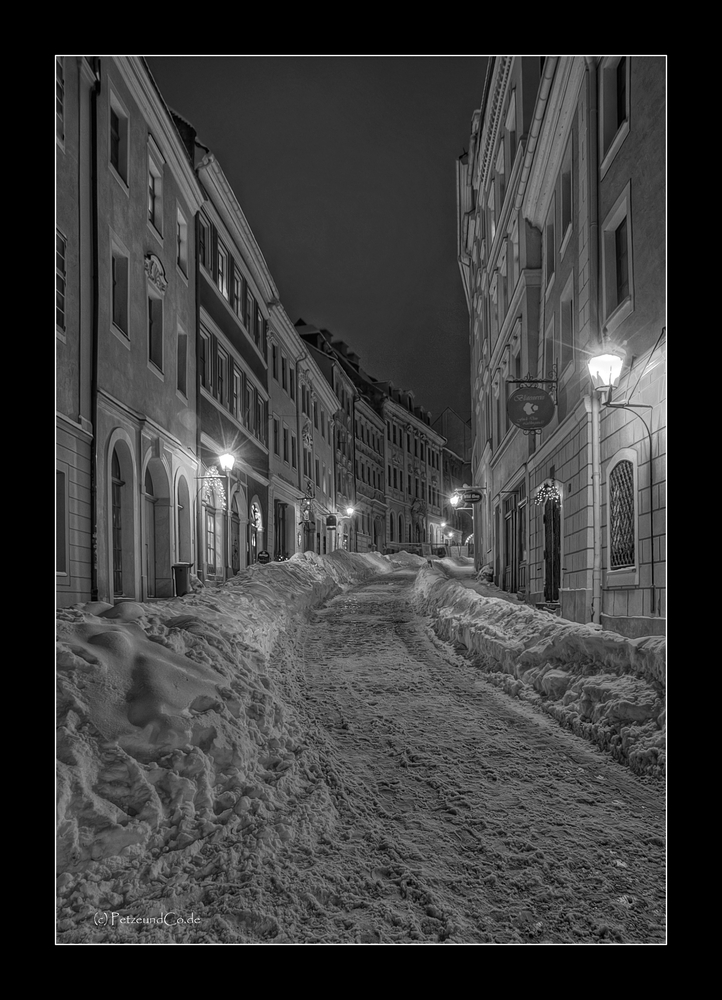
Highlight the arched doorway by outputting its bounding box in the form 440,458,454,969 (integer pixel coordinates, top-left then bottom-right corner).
110,440,135,600
248,497,263,564
143,457,172,598
201,473,224,582
177,474,192,564
230,494,241,574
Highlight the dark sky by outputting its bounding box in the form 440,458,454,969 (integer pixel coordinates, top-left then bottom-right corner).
145,56,487,423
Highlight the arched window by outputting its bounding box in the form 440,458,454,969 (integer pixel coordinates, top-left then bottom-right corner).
609,458,636,569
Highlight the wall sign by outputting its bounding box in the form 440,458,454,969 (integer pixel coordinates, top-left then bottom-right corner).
507,386,555,429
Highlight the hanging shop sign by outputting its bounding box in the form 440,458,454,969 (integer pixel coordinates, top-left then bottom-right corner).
257,550,271,564
459,489,484,504
326,515,338,530
507,386,555,430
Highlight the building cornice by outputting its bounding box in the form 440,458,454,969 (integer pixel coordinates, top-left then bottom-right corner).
115,58,204,214
520,58,586,228
197,154,279,306
473,57,513,194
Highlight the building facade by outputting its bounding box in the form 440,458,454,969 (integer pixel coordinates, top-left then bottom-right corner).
194,151,273,580
353,394,387,552
457,56,665,635
57,56,96,607
57,57,206,607
378,385,446,551
295,323,359,552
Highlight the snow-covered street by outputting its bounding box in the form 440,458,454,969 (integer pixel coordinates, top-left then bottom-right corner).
56,553,665,945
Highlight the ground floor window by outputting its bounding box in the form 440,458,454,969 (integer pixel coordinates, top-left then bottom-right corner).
609,458,635,569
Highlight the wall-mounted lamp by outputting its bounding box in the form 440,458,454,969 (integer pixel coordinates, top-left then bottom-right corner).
587,347,626,401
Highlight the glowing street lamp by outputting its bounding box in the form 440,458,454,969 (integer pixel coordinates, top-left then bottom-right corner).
587,347,626,399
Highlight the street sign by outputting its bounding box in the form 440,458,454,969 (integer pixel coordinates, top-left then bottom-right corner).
257,550,271,564
507,386,555,429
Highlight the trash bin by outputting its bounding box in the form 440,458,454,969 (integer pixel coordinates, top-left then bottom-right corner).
172,562,193,596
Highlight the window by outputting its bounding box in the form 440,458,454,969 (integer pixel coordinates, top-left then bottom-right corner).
281,356,288,392
273,418,280,455
199,217,211,271
289,367,295,400
272,344,278,380
56,57,65,143
601,183,634,332
109,92,129,184
56,230,67,332
147,143,163,235
232,370,241,419
607,454,637,576
560,279,574,372
600,57,630,170
291,434,297,468
56,469,67,574
283,427,289,463
148,294,163,371
505,90,517,170
217,241,229,299
111,243,129,335
176,208,188,275
200,330,211,388
543,316,556,379
217,348,228,405
177,327,187,395
245,287,253,332
233,267,243,319
244,381,253,431
205,509,217,575
544,197,555,292
560,140,572,251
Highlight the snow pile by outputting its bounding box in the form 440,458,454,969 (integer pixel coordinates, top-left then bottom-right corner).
411,566,665,778
56,550,392,881
385,550,428,569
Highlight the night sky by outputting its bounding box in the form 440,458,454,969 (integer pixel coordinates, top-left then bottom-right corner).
145,56,488,423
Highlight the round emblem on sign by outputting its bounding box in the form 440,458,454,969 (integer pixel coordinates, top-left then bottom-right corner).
507,386,555,429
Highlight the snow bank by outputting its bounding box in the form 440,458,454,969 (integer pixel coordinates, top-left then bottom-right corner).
56,551,391,876
411,566,665,779
385,550,428,569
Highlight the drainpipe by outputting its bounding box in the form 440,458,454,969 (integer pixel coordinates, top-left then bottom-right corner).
590,391,602,624
586,58,602,626
89,58,101,602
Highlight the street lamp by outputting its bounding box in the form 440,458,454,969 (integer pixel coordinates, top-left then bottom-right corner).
218,453,236,576
587,346,626,401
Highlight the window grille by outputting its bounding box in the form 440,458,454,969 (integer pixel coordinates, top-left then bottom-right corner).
609,459,635,568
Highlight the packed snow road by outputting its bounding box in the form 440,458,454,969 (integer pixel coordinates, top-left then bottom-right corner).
57,566,665,945
250,571,665,944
